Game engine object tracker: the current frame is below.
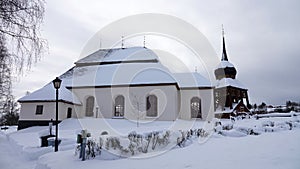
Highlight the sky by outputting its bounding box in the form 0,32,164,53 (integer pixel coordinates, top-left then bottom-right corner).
12,0,300,105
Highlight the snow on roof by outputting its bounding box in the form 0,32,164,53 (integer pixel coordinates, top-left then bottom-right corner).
75,47,158,65
19,47,214,102
18,83,81,105
173,73,212,88
66,62,176,87
216,61,235,69
216,78,247,89
131,67,176,85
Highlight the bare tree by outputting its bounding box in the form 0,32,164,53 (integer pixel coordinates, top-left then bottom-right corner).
0,0,47,72
0,0,46,120
0,95,20,126
130,93,145,127
0,35,12,116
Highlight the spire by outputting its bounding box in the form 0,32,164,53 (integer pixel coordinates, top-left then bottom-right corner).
222,25,228,61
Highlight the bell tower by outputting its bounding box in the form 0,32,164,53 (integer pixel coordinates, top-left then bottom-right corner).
214,28,250,118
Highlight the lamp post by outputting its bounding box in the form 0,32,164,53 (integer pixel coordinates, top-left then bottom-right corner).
52,77,62,152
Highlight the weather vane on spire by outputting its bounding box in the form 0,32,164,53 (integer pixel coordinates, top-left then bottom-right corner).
222,24,225,37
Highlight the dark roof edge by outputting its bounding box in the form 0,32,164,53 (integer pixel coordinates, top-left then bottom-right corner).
18,99,82,106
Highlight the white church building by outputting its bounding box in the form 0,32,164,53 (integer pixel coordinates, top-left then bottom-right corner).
18,47,215,129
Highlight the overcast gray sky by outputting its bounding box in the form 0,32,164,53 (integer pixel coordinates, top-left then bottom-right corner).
13,0,300,105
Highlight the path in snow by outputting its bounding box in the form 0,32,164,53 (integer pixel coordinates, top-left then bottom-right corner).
0,132,36,169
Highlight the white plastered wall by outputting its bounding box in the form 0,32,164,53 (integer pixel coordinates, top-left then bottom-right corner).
19,102,80,121
71,85,179,121
178,88,214,121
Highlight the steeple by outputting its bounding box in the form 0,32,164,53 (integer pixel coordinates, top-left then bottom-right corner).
214,26,237,80
221,25,228,61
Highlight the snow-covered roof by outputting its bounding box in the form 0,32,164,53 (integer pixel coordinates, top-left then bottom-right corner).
215,100,249,114
173,73,212,88
19,47,214,103
216,61,235,69
18,83,81,105
216,78,247,89
64,62,176,88
75,47,158,66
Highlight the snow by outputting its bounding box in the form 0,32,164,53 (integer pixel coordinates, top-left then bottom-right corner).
216,60,235,69
173,72,212,88
1,115,300,169
215,101,247,114
75,47,158,65
216,77,247,89
19,62,178,102
68,62,176,87
18,83,81,105
19,63,214,102
257,112,300,118
18,47,213,102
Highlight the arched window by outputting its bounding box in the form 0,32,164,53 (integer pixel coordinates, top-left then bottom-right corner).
67,107,72,118
146,95,158,117
114,95,125,117
191,97,201,118
85,96,94,117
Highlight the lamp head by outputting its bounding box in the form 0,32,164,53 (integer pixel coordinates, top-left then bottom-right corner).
52,77,62,89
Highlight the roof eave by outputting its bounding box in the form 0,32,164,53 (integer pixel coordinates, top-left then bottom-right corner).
18,99,82,106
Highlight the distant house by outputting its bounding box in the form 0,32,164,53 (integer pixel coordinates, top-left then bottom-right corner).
274,105,288,112
214,32,250,118
18,47,215,129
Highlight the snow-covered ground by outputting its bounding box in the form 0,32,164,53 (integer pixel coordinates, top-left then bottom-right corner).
1,114,300,169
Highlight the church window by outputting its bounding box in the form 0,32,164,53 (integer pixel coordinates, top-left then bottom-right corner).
114,95,125,117
85,96,94,117
146,95,158,117
191,97,201,118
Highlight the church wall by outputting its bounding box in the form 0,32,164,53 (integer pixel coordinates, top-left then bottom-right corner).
19,102,80,121
179,89,214,121
71,85,179,121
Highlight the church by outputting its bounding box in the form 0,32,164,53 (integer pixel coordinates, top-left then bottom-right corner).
18,46,216,129
17,33,249,129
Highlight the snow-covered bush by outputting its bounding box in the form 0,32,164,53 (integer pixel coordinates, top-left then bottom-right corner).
236,127,260,135
75,128,210,160
75,138,102,160
105,136,122,150
262,121,275,127
222,123,233,130
196,129,209,137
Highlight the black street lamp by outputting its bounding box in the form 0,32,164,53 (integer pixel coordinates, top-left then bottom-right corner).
52,77,62,152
